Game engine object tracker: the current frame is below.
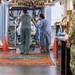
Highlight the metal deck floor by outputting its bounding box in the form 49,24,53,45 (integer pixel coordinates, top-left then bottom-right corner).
0,48,60,75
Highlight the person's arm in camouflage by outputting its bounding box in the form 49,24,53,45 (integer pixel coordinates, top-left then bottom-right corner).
68,13,75,43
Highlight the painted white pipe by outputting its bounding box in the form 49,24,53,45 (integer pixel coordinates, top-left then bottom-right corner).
67,0,73,10
5,4,8,40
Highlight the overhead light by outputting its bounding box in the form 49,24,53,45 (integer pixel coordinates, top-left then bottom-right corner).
50,0,57,2
9,6,12,9
4,0,12,3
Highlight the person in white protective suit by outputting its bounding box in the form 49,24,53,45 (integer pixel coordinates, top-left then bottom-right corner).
16,21,21,36
16,21,36,36
31,21,36,36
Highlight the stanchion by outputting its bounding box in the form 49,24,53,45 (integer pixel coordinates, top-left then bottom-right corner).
2,35,8,51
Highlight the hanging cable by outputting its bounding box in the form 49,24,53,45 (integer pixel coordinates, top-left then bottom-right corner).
9,10,16,21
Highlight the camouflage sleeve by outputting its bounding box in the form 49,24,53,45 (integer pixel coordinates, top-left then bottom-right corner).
68,13,75,43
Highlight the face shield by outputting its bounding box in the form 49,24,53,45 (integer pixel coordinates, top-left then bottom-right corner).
35,17,39,21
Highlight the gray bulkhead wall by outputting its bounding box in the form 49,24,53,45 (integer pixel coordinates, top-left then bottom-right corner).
44,6,51,31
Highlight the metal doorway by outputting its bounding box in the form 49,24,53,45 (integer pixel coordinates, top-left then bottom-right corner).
8,7,43,48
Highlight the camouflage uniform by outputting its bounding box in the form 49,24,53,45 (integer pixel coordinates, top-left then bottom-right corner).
68,12,75,75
